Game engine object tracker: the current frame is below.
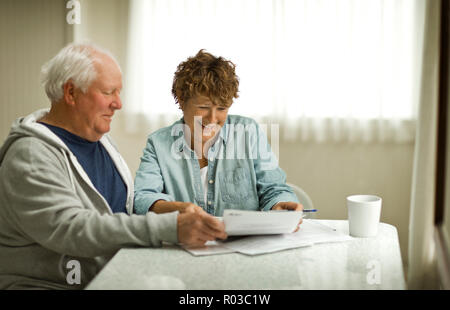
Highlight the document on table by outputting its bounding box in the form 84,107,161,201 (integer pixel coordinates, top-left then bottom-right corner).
183,240,235,256
223,209,303,236
225,220,352,255
184,219,353,256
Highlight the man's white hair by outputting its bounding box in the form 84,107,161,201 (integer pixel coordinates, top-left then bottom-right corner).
41,42,121,103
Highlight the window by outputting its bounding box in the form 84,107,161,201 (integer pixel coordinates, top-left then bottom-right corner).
124,0,424,142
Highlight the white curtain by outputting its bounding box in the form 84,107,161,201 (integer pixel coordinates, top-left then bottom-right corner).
407,0,440,290
124,0,423,143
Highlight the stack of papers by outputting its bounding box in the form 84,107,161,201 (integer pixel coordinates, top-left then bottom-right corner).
223,209,303,236
184,218,353,256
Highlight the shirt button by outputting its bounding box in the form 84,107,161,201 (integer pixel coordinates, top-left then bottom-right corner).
209,179,214,184
209,157,214,161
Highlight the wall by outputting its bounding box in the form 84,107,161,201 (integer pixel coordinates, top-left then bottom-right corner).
0,0,414,269
281,141,414,264
0,0,68,141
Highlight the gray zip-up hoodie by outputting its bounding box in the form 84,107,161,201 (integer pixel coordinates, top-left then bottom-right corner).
0,109,178,289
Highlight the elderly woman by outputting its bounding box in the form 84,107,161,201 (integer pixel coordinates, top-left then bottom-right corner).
134,50,302,218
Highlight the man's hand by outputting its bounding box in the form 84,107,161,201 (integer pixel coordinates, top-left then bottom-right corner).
177,212,227,247
272,201,304,232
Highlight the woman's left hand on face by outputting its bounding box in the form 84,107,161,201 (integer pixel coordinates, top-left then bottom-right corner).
272,202,304,232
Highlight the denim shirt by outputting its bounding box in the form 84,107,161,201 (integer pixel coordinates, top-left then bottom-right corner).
134,115,299,216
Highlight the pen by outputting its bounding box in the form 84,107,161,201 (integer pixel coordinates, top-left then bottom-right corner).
271,209,318,212
303,209,317,212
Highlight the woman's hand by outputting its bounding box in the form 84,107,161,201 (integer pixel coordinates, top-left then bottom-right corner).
150,200,205,214
271,202,304,232
178,202,205,214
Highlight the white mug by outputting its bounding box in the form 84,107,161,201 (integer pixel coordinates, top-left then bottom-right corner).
347,195,382,237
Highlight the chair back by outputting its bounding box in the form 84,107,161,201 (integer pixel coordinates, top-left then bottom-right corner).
286,182,314,211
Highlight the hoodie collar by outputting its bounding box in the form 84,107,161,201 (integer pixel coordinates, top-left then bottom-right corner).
0,109,72,163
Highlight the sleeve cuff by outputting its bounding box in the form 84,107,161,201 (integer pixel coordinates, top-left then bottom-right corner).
261,193,300,211
146,211,179,245
134,193,174,214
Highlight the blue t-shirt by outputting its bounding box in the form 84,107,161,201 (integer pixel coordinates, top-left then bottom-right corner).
40,123,127,213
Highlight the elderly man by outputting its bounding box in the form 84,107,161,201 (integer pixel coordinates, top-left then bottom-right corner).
0,43,226,289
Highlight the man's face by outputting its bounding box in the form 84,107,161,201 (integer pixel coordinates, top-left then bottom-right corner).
181,95,230,147
73,54,122,141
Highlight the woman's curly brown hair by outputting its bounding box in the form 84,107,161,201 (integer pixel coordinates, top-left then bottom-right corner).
172,49,239,107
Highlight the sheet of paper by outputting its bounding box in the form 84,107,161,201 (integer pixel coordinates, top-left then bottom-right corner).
223,209,303,236
224,220,353,255
183,241,235,256
183,220,353,256
286,220,353,245
221,234,313,255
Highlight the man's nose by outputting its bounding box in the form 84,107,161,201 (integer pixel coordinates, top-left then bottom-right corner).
112,92,122,110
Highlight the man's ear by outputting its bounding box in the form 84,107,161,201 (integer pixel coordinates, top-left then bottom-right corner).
63,81,76,106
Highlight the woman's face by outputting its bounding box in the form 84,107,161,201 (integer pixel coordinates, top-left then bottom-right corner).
181,95,230,146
